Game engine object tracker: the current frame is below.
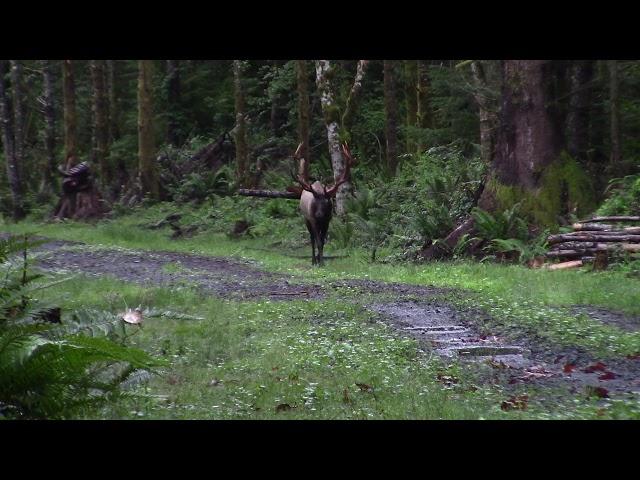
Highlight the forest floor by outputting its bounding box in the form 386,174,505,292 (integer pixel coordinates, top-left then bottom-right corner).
3,207,640,419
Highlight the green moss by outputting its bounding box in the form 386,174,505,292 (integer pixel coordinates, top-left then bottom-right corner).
489,153,596,229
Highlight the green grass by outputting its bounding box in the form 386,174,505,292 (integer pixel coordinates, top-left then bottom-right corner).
4,207,640,419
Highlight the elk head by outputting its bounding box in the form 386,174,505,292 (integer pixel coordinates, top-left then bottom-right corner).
291,142,354,266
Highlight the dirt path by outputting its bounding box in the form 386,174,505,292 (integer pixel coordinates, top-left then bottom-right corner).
19,237,640,401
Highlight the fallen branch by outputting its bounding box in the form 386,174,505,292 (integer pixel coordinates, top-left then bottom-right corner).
577,216,640,223
237,189,300,199
548,233,640,244
546,260,583,270
572,223,640,233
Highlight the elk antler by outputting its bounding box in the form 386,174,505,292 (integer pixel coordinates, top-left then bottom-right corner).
325,143,355,197
290,142,321,197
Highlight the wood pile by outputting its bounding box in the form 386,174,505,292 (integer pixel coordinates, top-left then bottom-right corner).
545,216,640,269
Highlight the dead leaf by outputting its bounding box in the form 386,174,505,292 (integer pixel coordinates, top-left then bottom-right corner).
563,363,577,374
121,308,143,324
583,362,607,373
626,353,640,360
355,382,374,393
486,359,510,369
436,374,459,387
275,403,295,412
501,394,529,411
586,386,609,398
342,388,352,404
598,371,616,381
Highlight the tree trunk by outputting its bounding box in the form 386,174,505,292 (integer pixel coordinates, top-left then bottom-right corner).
404,60,418,154
166,60,181,146
137,60,159,200
90,60,110,186
232,60,248,186
41,60,57,192
383,60,399,176
106,60,120,142
62,60,78,167
9,61,25,182
608,60,621,167
416,61,431,153
470,61,496,165
566,60,594,162
315,60,349,215
481,60,562,203
296,60,311,181
340,60,370,140
0,60,25,220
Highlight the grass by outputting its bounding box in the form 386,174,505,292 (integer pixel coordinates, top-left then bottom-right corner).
3,205,640,419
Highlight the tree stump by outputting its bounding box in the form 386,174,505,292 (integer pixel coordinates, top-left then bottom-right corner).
52,162,109,220
593,250,609,271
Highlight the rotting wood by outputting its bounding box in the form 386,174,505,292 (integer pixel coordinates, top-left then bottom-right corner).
577,216,640,223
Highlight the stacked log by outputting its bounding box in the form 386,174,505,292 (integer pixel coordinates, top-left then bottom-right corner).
546,216,640,265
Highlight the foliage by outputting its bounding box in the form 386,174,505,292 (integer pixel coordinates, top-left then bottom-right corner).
597,172,640,216
0,236,164,419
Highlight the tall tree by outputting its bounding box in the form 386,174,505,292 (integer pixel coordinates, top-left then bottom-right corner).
0,61,25,220
137,60,159,199
90,60,110,185
566,60,594,163
416,61,432,153
315,60,369,215
232,60,248,186
383,60,399,176
608,60,621,167
9,61,25,180
106,60,120,143
404,60,419,154
62,60,77,167
166,60,181,146
470,60,497,165
296,60,311,181
41,60,57,192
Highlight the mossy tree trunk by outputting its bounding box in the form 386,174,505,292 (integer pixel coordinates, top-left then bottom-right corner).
384,60,399,176
0,60,25,220
90,60,110,187
166,60,181,146
232,60,248,187
137,60,159,200
41,60,57,192
62,60,78,167
296,60,311,181
566,60,594,163
106,60,120,143
316,60,369,215
404,60,418,154
416,61,432,153
608,60,621,168
9,61,24,182
470,60,497,166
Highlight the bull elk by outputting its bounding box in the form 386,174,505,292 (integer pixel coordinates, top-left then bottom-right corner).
290,142,354,266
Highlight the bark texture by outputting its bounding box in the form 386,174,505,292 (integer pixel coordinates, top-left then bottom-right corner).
296,60,311,181
566,60,594,162
608,60,621,166
404,60,418,154
137,60,159,199
470,61,497,165
383,60,399,176
0,60,25,219
90,60,110,185
166,60,181,146
41,60,57,191
62,60,77,166
233,60,248,186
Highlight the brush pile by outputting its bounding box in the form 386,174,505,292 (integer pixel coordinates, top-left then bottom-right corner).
545,216,640,268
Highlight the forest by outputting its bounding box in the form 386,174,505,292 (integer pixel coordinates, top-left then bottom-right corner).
1,59,640,420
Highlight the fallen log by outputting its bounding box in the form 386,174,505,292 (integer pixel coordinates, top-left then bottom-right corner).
550,242,640,252
237,189,300,199
546,260,583,270
572,223,640,234
546,244,640,258
548,233,640,244
577,216,640,223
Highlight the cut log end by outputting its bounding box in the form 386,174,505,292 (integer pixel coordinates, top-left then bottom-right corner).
546,260,584,271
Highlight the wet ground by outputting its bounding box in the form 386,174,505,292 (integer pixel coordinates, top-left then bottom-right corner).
7,235,640,402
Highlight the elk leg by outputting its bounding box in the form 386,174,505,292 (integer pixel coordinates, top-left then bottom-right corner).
317,220,329,266
306,220,317,265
